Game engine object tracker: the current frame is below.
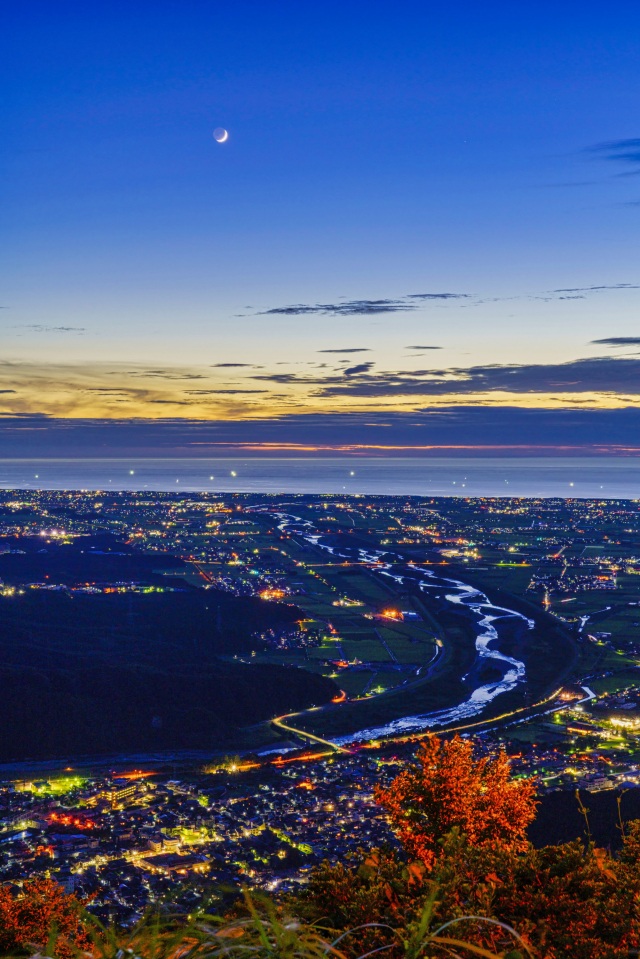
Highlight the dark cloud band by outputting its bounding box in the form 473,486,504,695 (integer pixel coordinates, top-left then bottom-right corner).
2,407,640,457
254,356,640,398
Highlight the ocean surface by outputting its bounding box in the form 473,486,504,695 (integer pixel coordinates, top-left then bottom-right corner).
0,457,638,499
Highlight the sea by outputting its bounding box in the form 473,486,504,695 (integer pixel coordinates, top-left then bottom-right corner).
0,457,638,499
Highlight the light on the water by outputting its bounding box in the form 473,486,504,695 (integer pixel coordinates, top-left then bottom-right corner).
350,471,355,476
231,470,237,477
129,470,134,475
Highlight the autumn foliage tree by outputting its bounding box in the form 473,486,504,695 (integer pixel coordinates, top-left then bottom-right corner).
297,735,640,959
375,734,538,868
0,878,90,958
6,736,640,959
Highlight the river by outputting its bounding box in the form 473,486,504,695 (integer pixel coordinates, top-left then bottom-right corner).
271,509,533,746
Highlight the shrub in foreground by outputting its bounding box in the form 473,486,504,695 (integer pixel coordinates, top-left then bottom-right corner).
0,878,90,958
299,736,640,958
6,735,640,958
78,889,528,959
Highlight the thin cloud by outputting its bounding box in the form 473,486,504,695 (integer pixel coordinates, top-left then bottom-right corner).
406,292,471,300
511,284,640,303
259,299,417,316
83,388,139,395
211,363,254,367
318,348,371,353
592,337,640,346
0,411,46,418
554,284,639,293
185,388,268,395
586,138,640,166
259,283,638,319
253,372,313,384
406,345,442,350
127,369,207,380
11,325,85,333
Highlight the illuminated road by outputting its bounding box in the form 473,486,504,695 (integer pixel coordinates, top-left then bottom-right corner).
261,684,569,770
271,712,351,754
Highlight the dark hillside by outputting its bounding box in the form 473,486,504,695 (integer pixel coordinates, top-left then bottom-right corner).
0,588,336,761
0,533,186,586
0,659,335,760
531,787,640,851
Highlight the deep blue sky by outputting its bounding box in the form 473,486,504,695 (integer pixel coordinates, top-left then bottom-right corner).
2,2,640,454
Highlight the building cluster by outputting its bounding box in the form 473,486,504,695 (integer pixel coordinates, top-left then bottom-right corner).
0,753,394,925
3,681,640,923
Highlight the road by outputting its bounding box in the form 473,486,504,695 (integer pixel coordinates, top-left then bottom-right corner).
271,713,351,754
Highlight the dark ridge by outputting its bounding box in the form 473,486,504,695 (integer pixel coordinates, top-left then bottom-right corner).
531,787,640,851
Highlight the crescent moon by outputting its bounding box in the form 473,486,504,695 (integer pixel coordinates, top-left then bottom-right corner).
213,127,228,143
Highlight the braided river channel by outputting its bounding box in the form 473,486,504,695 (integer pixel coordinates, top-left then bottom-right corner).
272,510,534,746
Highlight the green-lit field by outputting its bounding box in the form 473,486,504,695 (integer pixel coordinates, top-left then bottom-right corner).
587,668,640,695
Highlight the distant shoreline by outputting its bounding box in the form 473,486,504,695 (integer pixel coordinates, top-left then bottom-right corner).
0,456,637,499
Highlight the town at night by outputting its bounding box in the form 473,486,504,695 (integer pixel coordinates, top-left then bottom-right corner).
2,490,640,930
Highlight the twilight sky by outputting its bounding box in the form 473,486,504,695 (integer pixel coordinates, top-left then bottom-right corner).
2,1,640,455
